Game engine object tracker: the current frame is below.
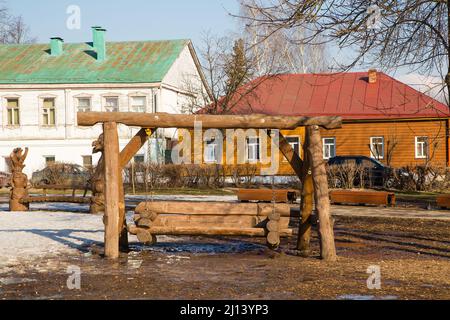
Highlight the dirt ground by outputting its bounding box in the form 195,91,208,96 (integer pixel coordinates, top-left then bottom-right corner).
1,215,449,300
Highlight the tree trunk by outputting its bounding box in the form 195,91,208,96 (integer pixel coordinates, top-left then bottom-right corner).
307,126,337,262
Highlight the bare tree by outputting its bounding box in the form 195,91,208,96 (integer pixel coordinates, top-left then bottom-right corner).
182,31,282,115
237,0,450,108
0,2,35,44
5,15,36,44
239,1,329,74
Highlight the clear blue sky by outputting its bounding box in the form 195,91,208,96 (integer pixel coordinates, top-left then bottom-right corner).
6,0,239,46
5,0,441,83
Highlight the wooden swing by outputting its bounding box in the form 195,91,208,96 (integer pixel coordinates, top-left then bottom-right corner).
77,112,342,262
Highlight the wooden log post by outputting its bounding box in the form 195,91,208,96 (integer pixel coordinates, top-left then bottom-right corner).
297,131,314,256
103,122,120,259
273,132,313,255
307,126,337,262
91,128,154,250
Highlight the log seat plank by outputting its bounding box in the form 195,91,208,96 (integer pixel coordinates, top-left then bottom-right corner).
236,189,298,203
330,190,396,207
437,195,450,209
128,225,293,238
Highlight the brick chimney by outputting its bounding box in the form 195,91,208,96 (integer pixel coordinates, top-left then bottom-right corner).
368,69,377,84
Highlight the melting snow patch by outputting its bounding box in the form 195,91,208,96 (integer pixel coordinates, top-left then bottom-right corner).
0,277,37,285
0,211,104,271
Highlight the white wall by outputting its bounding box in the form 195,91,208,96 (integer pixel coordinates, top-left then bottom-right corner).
0,43,209,175
0,87,163,140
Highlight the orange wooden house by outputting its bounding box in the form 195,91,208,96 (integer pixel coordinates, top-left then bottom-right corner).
194,70,450,175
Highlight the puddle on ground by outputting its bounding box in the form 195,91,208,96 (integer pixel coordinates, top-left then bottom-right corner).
130,241,264,255
338,294,398,300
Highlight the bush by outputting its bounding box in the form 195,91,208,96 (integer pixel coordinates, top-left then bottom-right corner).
392,165,450,192
125,163,233,190
326,162,450,192
33,162,91,186
227,164,258,187
326,162,365,189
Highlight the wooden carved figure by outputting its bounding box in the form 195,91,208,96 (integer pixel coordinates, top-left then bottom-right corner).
90,134,105,214
9,147,30,212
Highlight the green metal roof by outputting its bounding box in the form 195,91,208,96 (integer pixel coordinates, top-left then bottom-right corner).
0,39,190,84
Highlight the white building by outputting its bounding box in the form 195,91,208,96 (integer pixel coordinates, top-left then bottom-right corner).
0,27,209,176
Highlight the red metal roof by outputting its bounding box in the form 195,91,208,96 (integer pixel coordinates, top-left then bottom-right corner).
206,72,449,120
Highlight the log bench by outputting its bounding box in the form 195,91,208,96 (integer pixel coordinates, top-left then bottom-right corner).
330,190,396,207
20,184,92,205
436,195,450,209
128,201,298,249
236,188,299,203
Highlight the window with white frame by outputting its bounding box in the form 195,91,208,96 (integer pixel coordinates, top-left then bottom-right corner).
370,137,385,159
42,98,56,126
44,156,56,166
204,137,220,163
104,97,119,112
284,136,301,161
77,98,91,112
247,137,260,162
323,137,336,159
131,96,146,113
415,136,429,159
6,98,20,126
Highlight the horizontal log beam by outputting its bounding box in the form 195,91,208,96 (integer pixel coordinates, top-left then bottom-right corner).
78,112,342,130
128,225,293,237
33,184,89,191
20,196,91,204
135,201,298,218
135,214,291,230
